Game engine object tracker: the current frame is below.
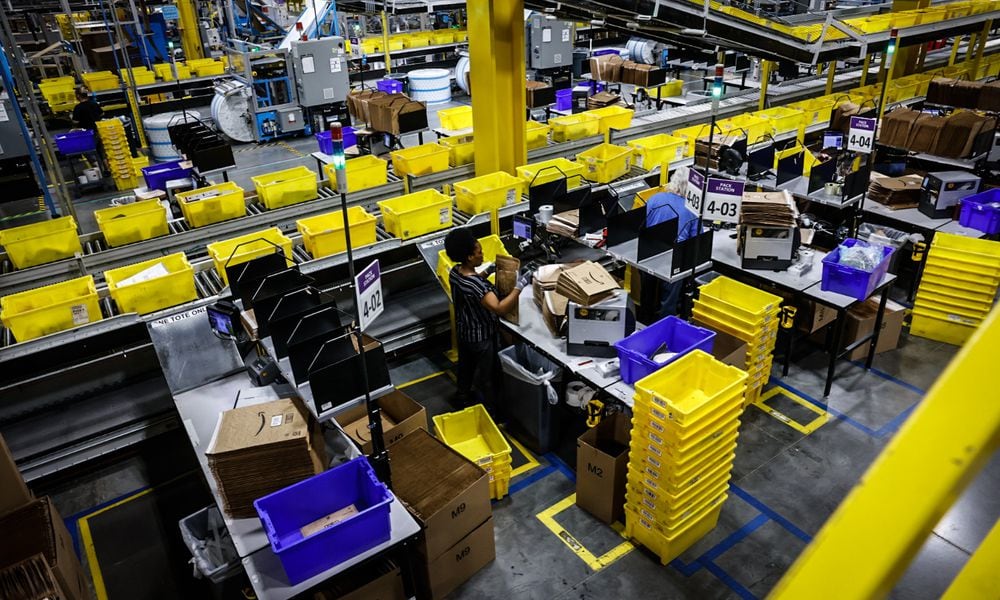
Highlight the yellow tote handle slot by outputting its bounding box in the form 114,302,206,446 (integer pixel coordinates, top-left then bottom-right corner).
912,241,926,262
585,398,605,428
781,305,798,329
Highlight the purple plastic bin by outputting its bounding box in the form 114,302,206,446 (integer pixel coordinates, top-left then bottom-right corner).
141,160,192,191
315,127,357,154
253,457,392,585
54,130,96,154
555,89,573,111
614,316,716,384
959,189,1000,235
376,79,404,94
820,238,895,300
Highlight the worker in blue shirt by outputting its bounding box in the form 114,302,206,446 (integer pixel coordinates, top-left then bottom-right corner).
644,166,700,317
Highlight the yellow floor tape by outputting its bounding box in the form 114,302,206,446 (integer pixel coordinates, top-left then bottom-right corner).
752,386,830,435
506,434,541,478
396,370,447,390
536,493,634,571
78,487,156,600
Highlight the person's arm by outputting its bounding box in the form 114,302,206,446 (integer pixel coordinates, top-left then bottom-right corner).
479,271,532,316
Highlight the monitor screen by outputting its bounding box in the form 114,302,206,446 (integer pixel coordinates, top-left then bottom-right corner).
513,215,533,240
823,132,844,150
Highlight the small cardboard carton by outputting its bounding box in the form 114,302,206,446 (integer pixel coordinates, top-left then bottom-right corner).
0,434,31,518
0,497,89,600
419,517,495,600
312,559,404,600
576,412,631,524
335,390,428,454
844,298,905,361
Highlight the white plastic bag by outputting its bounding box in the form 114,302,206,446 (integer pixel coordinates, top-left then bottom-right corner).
499,345,562,405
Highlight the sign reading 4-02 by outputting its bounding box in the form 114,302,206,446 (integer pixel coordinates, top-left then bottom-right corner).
355,259,383,332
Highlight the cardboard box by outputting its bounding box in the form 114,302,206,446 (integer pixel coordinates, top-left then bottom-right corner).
632,65,666,88
711,329,748,370
526,81,555,108
0,497,88,600
313,559,404,600
798,300,838,334
368,94,428,135
589,54,623,83
576,412,631,524
0,553,69,600
347,89,386,122
419,517,496,600
0,434,31,518
388,429,491,560
844,299,905,361
334,390,428,454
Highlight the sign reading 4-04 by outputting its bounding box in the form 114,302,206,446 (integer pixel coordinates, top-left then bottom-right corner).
355,259,383,332
848,117,877,154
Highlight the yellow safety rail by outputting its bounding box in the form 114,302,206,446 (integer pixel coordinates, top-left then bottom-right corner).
771,306,1000,598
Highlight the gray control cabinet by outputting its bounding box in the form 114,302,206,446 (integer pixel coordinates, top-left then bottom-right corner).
0,97,29,157
526,17,573,70
290,37,351,107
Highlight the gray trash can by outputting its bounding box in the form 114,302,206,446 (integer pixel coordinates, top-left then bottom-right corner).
179,506,241,584
499,344,563,454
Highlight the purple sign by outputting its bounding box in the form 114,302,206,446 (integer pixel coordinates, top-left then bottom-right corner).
355,259,383,330
688,168,705,188
849,116,876,131
357,260,380,293
706,178,745,196
704,177,744,224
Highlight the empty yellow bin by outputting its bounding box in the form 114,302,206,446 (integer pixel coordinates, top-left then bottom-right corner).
251,166,318,210
439,135,475,166
586,105,635,134
0,216,82,269
1,275,101,342
454,171,525,215
391,143,450,177
438,105,473,130
95,200,169,247
549,113,600,142
207,228,294,286
577,143,632,184
104,253,197,315
177,182,247,228
628,134,688,170
516,157,585,187
526,121,550,149
297,207,378,258
378,189,452,240
323,155,389,193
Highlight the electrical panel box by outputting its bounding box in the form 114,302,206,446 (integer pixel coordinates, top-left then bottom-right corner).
290,37,351,107
277,106,305,133
526,17,573,70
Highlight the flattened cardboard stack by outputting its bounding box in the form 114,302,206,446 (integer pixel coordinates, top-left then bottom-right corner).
546,209,579,237
495,255,521,325
0,497,88,600
555,261,620,306
867,173,924,209
586,92,621,110
739,190,797,227
534,264,570,336
206,398,327,519
0,554,65,600
388,430,493,600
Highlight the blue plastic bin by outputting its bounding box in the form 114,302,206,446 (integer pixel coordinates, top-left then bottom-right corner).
614,316,716,384
54,130,96,154
821,238,895,300
555,89,573,111
253,457,392,585
959,189,1000,235
142,160,192,191
315,127,357,154
376,78,404,94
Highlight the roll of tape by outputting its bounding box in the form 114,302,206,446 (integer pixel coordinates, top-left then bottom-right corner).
566,381,596,408
539,204,554,224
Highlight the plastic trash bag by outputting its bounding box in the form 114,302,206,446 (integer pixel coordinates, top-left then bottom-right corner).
838,243,886,272
499,344,563,405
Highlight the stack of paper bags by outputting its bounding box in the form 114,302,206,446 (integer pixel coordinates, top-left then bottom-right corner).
206,398,327,518
534,264,570,336
740,190,798,227
556,261,620,306
867,173,924,209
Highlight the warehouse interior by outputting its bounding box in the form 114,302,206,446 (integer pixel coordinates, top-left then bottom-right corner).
1,1,999,599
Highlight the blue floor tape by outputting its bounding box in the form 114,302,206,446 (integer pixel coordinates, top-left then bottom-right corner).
507,465,556,496
670,513,770,577
847,360,926,396
543,452,577,483
769,378,880,438
63,484,152,558
701,559,759,600
730,485,812,544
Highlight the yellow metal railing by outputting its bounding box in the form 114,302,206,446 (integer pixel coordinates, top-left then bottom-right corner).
771,307,1000,598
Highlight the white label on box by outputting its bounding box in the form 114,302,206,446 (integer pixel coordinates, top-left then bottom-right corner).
0,103,8,122
506,189,516,205
847,116,876,154
636,154,645,169
330,57,342,73
686,168,705,213
301,56,315,74
703,178,744,224
542,28,552,43
355,259,384,332
71,304,89,325
439,207,450,224
553,53,562,64
562,29,570,42
270,415,283,427
323,87,335,100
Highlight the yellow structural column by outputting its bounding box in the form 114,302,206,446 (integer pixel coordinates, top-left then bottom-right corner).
891,0,929,77
859,53,872,87
971,20,993,77
469,0,526,177
758,60,773,112
175,0,204,60
381,11,392,75
825,61,836,96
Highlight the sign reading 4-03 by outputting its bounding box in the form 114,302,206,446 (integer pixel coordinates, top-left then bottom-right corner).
704,178,745,224
355,259,383,332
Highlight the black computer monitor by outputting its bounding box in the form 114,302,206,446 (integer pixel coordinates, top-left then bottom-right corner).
512,215,533,240
823,131,844,151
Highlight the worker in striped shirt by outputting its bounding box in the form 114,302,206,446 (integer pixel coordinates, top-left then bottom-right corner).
445,228,531,411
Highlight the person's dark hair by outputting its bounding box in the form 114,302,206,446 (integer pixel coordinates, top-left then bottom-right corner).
444,228,477,263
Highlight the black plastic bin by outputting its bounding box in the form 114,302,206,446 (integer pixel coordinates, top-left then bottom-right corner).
499,344,563,454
